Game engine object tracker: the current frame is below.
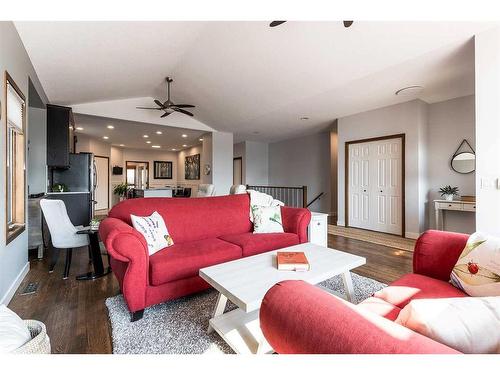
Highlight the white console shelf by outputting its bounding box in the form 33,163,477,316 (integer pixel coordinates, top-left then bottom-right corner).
434,199,476,231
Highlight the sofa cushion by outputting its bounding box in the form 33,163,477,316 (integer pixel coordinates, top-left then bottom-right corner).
219,232,299,257
357,297,402,321
149,238,242,285
373,273,467,309
108,194,253,243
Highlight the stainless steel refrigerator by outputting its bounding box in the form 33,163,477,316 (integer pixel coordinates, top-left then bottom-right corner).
47,152,96,226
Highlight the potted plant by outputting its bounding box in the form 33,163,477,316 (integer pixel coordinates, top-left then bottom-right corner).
113,182,129,201
439,185,459,201
51,183,69,192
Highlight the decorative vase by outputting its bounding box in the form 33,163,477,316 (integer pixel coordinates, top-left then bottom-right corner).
445,194,454,201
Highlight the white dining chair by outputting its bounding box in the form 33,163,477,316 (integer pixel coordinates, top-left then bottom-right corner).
40,199,90,279
197,184,216,197
229,184,247,194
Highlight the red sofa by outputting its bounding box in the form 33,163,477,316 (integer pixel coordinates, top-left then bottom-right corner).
260,230,469,354
99,194,311,321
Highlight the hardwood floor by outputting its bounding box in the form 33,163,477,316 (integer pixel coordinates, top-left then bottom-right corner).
8,234,413,354
329,235,413,285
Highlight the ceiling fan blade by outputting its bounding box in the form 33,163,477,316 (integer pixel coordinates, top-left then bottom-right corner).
173,104,196,108
343,21,354,28
173,108,194,117
154,99,165,108
270,21,286,27
160,111,171,118
136,106,162,110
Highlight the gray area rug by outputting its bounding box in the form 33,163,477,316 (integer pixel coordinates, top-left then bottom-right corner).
105,273,387,354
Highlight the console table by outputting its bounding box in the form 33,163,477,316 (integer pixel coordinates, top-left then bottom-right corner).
434,199,475,230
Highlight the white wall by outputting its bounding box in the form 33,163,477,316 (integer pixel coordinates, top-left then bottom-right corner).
427,95,476,233
233,141,269,186
245,141,269,186
268,132,331,213
337,100,428,238
474,28,500,237
211,132,234,196
0,22,49,304
27,107,47,195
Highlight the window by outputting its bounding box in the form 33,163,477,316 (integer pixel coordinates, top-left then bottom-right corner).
5,72,26,243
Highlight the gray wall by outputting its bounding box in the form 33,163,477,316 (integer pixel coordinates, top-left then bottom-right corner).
0,22,49,304
337,100,428,238
427,95,476,233
268,132,331,213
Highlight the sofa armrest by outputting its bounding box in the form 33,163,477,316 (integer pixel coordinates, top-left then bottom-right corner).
413,230,469,282
260,280,459,354
281,207,311,243
99,217,149,312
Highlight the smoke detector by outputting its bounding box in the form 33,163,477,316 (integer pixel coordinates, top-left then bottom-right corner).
395,85,424,96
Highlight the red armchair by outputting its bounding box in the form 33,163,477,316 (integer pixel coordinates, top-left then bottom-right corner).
260,230,469,354
99,194,311,321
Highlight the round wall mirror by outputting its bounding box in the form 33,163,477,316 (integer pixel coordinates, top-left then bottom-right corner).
451,152,475,174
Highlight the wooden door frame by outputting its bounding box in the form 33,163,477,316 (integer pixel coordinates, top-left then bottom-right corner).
233,157,243,185
94,155,110,211
345,133,406,237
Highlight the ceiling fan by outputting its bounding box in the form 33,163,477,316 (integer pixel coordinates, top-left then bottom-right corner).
136,77,195,118
270,21,354,28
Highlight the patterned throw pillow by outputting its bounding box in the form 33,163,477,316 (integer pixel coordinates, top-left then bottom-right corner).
130,211,174,256
251,205,284,234
450,232,500,296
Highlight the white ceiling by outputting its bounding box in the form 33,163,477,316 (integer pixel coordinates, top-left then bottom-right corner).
74,113,206,150
15,21,496,142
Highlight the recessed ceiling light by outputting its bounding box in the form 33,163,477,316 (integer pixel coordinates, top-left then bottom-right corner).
146,141,151,144
156,131,162,135
182,144,188,147
107,125,114,129
182,134,187,138
300,116,310,120
199,138,203,141
152,145,161,148
76,127,84,131
103,136,109,140
395,85,424,96
119,144,125,147
143,135,149,138
172,148,177,151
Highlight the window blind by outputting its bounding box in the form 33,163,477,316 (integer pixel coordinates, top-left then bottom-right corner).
7,82,24,132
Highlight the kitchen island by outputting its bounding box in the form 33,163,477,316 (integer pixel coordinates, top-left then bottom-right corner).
134,188,174,198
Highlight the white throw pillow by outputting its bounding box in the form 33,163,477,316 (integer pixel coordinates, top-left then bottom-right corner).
130,211,174,256
251,205,284,234
396,297,500,353
0,305,31,353
450,232,500,297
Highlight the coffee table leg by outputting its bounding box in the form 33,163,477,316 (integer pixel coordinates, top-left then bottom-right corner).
208,293,228,333
342,271,355,303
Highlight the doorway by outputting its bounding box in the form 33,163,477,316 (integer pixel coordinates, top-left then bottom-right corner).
94,156,109,211
345,134,405,236
126,161,149,189
233,157,242,185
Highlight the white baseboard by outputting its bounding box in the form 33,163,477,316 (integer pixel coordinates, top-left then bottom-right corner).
405,232,420,240
336,221,345,227
0,262,29,305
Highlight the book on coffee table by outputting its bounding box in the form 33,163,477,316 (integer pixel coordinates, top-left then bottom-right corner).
276,251,310,271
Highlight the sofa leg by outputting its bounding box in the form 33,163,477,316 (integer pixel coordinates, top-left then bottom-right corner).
131,309,144,322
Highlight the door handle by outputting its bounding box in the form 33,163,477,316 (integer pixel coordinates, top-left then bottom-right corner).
363,189,367,192
380,190,383,193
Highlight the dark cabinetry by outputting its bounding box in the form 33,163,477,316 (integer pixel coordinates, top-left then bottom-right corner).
47,104,75,167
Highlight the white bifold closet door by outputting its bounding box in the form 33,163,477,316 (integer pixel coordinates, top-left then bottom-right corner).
348,137,403,235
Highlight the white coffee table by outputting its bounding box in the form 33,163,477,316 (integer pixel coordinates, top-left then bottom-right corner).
199,242,366,354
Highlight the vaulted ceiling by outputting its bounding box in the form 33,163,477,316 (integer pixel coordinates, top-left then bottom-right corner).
16,21,495,142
